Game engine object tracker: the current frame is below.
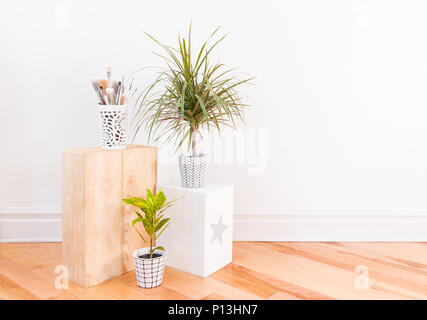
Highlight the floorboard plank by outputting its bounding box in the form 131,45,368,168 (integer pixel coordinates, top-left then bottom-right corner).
0,255,62,299
0,243,114,300
233,242,412,300
278,243,427,299
219,261,334,300
162,267,262,300
123,271,193,300
272,242,427,298
211,263,279,298
268,291,301,300
1,242,426,300
12,243,61,262
0,273,39,300
202,293,229,300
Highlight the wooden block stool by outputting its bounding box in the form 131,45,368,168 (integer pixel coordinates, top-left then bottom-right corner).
62,145,157,287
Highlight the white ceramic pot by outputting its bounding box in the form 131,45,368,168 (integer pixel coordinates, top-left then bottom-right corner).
99,104,127,150
133,248,166,288
179,154,208,188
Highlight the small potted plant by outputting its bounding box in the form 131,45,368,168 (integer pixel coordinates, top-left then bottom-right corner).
123,189,176,288
130,24,253,188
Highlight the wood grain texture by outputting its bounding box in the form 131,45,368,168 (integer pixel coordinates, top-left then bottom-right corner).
122,145,157,273
202,293,229,300
268,291,301,300
62,151,86,286
62,145,157,287
211,262,332,300
2,242,427,300
0,243,115,300
0,273,39,300
84,150,123,287
62,149,123,287
0,254,62,299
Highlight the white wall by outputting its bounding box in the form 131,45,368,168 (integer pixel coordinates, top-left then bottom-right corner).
1,0,427,240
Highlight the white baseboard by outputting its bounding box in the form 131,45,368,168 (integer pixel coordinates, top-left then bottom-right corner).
233,210,427,241
1,207,427,242
0,208,62,242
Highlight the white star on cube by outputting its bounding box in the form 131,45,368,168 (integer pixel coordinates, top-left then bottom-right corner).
210,214,229,245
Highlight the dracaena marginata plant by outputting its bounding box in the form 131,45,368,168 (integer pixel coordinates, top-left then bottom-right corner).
131,24,253,156
123,189,176,258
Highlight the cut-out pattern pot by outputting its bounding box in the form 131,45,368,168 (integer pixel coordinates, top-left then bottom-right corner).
99,105,127,150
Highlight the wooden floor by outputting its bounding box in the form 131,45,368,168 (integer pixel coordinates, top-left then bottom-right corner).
0,242,426,300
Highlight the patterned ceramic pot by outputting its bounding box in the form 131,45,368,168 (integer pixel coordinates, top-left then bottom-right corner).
99,104,127,150
179,154,208,188
133,248,166,288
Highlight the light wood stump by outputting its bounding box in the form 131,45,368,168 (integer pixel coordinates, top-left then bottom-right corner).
62,145,157,287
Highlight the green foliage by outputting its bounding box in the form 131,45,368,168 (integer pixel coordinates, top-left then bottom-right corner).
131,24,253,155
123,189,176,258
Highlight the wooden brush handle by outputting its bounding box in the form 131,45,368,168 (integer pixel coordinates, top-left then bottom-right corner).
99,79,108,96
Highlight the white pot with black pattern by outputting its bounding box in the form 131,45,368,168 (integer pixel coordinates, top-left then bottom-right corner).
179,153,208,188
133,248,166,288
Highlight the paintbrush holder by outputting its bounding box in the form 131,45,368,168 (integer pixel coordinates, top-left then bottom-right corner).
99,104,127,150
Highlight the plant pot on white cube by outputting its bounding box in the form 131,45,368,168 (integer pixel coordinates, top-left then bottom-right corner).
179,153,208,188
159,182,233,277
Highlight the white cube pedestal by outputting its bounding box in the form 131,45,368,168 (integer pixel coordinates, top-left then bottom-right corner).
159,182,233,277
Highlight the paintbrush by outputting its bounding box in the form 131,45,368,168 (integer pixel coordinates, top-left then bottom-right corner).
98,87,106,104
112,80,120,103
91,78,108,104
98,86,107,104
91,78,102,103
121,75,125,95
106,67,112,87
91,78,99,92
99,79,108,96
117,75,126,104
116,81,122,105
106,88,115,105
